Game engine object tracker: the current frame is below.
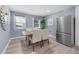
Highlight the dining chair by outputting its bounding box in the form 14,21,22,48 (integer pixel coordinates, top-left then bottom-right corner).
26,28,32,32
22,31,27,44
30,30,42,51
41,29,49,46
22,31,26,36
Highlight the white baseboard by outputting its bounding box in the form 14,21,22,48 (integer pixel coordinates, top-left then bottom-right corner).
49,34,56,41
2,38,12,54
10,36,24,40
49,34,56,38
2,36,24,54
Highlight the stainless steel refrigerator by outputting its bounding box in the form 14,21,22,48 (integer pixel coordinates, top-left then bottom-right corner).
56,16,75,47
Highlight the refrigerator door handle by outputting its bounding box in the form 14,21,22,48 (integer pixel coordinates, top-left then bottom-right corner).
57,32,71,36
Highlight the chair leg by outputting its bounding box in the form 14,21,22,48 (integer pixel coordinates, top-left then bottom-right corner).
40,41,42,48
48,39,49,44
33,44,34,51
42,40,44,47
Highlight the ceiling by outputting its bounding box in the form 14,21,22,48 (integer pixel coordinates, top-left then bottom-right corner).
9,5,74,16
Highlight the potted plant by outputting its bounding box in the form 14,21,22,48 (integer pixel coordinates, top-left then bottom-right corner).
40,18,46,29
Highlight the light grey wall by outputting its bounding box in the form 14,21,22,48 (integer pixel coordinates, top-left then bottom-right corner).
0,6,10,53
0,6,76,53
10,7,75,38
10,11,42,38
45,7,75,37
75,6,79,46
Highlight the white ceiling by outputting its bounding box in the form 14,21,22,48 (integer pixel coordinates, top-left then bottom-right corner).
9,5,74,16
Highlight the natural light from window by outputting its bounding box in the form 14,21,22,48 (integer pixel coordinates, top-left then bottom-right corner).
15,15,26,29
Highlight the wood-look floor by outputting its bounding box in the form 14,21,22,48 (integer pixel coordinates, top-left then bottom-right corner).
5,37,79,54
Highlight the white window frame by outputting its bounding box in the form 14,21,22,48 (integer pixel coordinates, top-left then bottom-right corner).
47,17,53,26
33,18,40,29
14,15,26,29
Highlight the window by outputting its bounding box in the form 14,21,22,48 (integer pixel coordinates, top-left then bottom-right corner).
47,17,53,26
14,15,26,29
34,19,40,28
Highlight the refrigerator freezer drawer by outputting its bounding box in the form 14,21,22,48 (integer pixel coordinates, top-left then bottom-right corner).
56,33,74,47
56,33,64,44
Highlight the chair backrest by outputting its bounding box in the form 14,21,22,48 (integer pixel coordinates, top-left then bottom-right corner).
22,31,26,35
41,29,49,40
33,28,39,31
26,28,32,32
32,30,41,43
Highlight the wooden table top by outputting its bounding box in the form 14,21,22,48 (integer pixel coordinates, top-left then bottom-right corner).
26,31,33,36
